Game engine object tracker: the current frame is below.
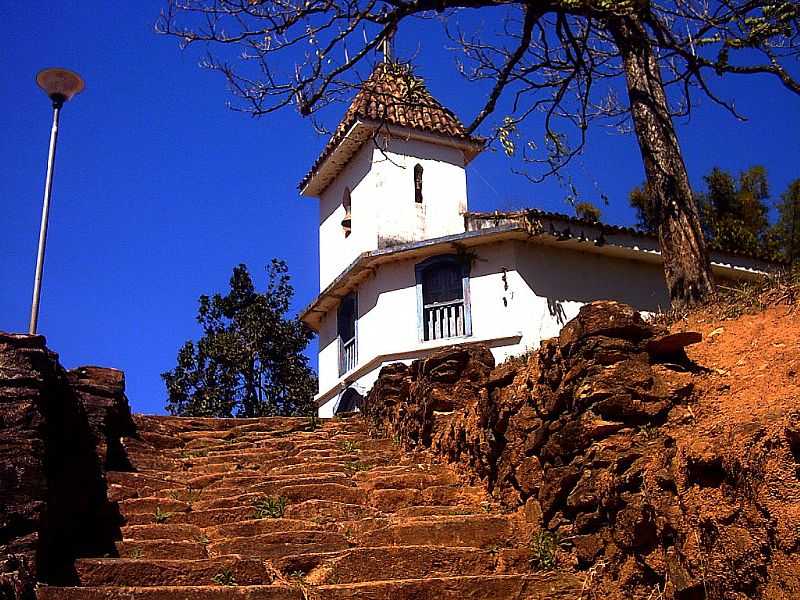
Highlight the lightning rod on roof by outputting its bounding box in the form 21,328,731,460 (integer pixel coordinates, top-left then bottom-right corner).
380,25,395,63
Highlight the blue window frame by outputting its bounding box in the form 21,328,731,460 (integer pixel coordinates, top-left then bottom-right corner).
415,255,472,342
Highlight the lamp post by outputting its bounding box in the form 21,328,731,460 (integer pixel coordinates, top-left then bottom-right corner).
29,68,85,335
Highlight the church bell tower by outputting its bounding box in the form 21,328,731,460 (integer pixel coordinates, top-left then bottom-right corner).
298,61,485,290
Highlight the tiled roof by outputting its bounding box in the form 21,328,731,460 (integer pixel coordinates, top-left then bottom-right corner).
464,209,787,263
299,62,484,193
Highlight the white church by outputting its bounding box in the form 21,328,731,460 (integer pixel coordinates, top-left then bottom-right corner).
298,62,771,418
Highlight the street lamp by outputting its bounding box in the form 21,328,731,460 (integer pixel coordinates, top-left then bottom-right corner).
29,68,85,335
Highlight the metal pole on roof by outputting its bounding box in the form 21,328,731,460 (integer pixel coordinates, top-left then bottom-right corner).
381,27,394,63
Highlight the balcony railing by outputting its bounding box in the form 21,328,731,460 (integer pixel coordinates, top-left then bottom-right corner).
423,299,466,341
339,336,357,375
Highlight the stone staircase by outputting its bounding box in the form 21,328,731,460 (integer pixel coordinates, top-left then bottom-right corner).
37,415,580,599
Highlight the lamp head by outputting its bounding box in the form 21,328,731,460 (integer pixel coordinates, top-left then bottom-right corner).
36,68,85,107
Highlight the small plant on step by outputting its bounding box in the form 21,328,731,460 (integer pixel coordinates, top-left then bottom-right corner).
344,461,370,473
154,506,171,524
306,413,320,431
252,495,288,519
129,547,143,559
287,570,316,600
529,530,558,571
339,440,359,454
195,533,210,546
212,568,237,586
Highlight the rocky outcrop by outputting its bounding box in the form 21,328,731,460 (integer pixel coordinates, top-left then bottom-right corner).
0,334,130,599
365,301,793,599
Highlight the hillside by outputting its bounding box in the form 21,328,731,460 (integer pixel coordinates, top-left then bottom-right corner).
2,294,798,600
665,304,800,599
361,297,800,599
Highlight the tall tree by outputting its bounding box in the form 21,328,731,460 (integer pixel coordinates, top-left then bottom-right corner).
162,261,317,417
775,179,800,263
158,1,800,308
697,166,770,255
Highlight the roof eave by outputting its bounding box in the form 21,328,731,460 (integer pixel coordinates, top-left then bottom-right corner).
299,120,486,198
300,215,778,331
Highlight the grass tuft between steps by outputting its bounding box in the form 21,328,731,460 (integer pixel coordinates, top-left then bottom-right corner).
211,568,237,586
252,495,288,519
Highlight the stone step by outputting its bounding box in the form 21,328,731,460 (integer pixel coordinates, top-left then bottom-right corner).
124,506,256,527
41,585,299,600
392,505,483,518
267,461,361,476
134,415,308,432
107,472,174,493
75,557,272,587
365,484,487,512
116,540,208,560
178,449,287,466
282,499,384,522
126,457,185,473
203,518,323,540
327,517,390,538
274,545,499,584
275,483,365,505
358,472,457,490
117,497,192,516
360,515,519,549
188,492,265,512
179,462,257,476
206,530,350,559
202,474,351,502
38,574,582,599
121,523,204,542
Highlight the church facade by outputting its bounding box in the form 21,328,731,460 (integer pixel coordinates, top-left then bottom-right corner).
298,63,771,417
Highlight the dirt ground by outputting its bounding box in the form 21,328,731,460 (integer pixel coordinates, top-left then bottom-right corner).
666,303,800,599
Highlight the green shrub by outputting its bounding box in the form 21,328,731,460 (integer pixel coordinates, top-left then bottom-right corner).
530,530,558,570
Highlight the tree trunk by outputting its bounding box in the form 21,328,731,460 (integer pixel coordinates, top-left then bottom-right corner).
609,15,714,309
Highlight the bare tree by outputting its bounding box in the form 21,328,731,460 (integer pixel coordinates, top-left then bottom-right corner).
158,0,799,308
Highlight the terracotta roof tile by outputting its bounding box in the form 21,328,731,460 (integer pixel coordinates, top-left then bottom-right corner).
299,62,483,192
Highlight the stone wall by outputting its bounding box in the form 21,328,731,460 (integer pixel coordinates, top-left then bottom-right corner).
362,301,722,599
0,333,133,599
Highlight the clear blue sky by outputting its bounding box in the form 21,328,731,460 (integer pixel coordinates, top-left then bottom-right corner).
2,3,797,414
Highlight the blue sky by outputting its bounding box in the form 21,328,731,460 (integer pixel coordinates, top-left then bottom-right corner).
1,3,797,414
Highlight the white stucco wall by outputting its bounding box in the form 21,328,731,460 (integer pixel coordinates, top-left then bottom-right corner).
316,239,676,417
372,137,468,247
317,136,468,290
503,241,669,361
318,143,377,291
